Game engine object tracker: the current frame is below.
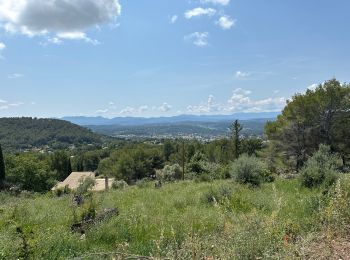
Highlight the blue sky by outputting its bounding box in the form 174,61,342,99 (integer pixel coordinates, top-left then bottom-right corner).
0,0,350,118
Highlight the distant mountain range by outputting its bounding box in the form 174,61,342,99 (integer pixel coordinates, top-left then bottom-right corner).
62,112,280,126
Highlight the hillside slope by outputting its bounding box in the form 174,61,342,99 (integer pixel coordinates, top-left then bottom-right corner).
0,117,104,151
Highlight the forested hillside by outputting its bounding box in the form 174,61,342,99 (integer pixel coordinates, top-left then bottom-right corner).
0,118,104,151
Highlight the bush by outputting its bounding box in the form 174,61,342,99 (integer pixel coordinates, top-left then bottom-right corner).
202,185,234,205
230,155,269,186
187,153,223,181
156,164,182,181
112,180,128,189
300,144,340,189
54,185,70,197
76,176,96,196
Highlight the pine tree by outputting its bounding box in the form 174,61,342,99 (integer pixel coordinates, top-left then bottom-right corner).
231,120,243,159
0,144,5,189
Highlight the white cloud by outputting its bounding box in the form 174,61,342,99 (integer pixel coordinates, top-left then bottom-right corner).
307,83,318,91
158,102,172,112
185,32,209,47
187,94,221,114
47,37,63,45
216,15,235,30
96,109,109,114
0,0,121,43
233,88,252,95
0,99,24,110
0,41,5,58
235,71,250,79
170,15,178,24
9,102,24,107
8,73,24,79
200,0,230,6
56,32,100,45
139,105,149,112
185,7,216,19
187,89,286,114
119,105,149,115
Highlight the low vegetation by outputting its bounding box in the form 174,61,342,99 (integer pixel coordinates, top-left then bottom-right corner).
1,176,350,259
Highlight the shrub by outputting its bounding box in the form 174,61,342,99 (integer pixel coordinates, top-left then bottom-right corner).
300,144,340,189
112,180,128,189
203,185,234,205
54,185,70,197
230,155,269,186
76,176,96,196
187,153,223,181
156,164,182,181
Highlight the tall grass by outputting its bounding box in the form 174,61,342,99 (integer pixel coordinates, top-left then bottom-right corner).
0,176,349,259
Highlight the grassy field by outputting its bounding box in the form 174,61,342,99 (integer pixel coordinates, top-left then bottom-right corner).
1,177,350,259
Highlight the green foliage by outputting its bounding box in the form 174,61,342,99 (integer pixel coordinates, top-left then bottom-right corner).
241,137,263,156
111,180,128,189
54,185,71,197
115,148,164,183
231,119,243,159
4,153,56,192
187,152,223,181
49,150,72,181
266,79,350,171
157,164,182,181
202,184,233,205
0,144,5,189
76,176,96,196
231,154,270,186
97,158,118,177
0,179,330,259
0,117,103,152
300,144,340,189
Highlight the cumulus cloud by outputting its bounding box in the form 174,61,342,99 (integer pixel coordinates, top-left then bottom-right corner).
185,7,216,19
169,15,178,24
185,32,209,47
200,0,230,6
216,15,235,30
0,0,121,43
187,94,221,114
157,102,172,112
187,89,286,114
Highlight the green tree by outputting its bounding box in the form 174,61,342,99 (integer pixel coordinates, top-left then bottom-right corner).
231,120,243,159
0,144,5,189
266,79,350,171
5,153,55,192
49,151,71,181
163,140,173,161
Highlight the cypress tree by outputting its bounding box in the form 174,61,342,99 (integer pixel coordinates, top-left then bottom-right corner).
0,144,5,189
67,157,72,175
